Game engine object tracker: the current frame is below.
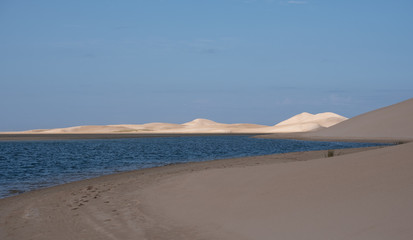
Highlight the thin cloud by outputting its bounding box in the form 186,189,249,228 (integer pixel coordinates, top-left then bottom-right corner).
201,48,218,54
243,0,276,4
327,94,353,106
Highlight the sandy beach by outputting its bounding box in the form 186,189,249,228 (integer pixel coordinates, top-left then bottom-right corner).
143,142,413,240
1,98,413,239
0,146,386,240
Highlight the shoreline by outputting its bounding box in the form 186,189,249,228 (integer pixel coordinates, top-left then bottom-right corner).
0,145,385,239
0,133,261,141
1,140,411,239
254,132,412,144
1,132,410,144
0,139,386,200
0,135,389,200
2,145,382,199
0,135,401,199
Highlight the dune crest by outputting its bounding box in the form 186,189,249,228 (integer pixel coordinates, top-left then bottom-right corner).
264,112,348,133
7,112,347,134
183,118,222,127
275,112,313,125
276,112,348,128
307,98,413,141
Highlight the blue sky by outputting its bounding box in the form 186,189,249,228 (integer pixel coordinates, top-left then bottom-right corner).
1,0,412,131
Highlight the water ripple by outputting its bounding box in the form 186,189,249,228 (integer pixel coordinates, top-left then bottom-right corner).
0,136,388,198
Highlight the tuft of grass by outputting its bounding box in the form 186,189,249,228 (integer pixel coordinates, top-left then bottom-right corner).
326,150,335,158
8,189,24,194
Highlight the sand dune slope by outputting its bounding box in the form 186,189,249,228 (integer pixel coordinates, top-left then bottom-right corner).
35,125,134,133
307,98,413,141
182,118,223,127
259,112,348,133
276,112,347,128
267,122,324,133
144,142,413,240
11,112,347,134
110,123,185,132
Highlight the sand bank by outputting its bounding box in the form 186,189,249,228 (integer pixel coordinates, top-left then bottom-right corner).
142,141,413,240
0,146,383,240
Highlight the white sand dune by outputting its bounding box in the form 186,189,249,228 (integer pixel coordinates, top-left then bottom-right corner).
257,112,347,133
267,122,324,133
182,118,223,127
30,125,134,134
8,112,347,134
109,123,185,132
276,112,347,128
141,122,184,130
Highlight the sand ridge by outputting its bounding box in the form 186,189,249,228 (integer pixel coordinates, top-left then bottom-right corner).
3,112,348,134
304,98,413,141
275,112,347,128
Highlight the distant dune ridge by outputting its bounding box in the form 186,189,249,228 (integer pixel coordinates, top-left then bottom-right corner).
269,112,347,133
8,112,348,134
276,112,347,128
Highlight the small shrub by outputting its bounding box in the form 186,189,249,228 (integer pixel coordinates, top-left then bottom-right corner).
326,150,335,158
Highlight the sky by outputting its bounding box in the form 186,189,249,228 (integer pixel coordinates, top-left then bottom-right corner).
1,0,412,131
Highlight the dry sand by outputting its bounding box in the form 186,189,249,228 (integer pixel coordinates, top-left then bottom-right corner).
143,142,413,240
305,98,413,141
261,98,413,142
1,98,412,240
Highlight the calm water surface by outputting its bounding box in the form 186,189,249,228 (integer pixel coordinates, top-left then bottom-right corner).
0,136,387,198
